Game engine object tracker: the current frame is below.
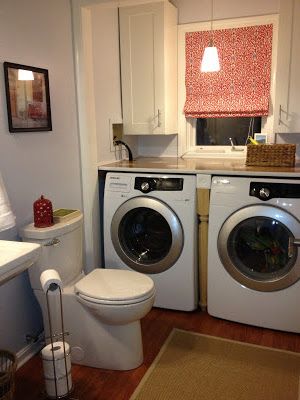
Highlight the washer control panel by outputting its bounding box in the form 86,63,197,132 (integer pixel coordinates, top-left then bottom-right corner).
134,177,183,193
250,182,300,201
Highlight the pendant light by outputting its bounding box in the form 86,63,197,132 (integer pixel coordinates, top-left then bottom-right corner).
201,0,220,72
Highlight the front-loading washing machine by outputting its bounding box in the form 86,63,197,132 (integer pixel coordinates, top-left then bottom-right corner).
208,176,300,332
103,172,198,311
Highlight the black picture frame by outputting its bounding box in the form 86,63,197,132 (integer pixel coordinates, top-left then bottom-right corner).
3,62,52,133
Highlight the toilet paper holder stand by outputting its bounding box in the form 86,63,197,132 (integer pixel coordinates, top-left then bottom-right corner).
44,283,74,399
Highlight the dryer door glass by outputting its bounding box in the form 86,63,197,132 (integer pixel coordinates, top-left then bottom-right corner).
111,197,184,274
218,205,300,291
228,217,295,278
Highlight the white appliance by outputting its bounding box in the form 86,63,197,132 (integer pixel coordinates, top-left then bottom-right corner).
208,176,300,333
104,172,198,311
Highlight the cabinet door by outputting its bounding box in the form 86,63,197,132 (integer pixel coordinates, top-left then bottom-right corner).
275,0,300,133
120,2,164,135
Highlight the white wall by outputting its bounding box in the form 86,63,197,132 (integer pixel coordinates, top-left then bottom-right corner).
86,0,300,160
90,4,138,163
172,0,279,24
0,0,82,356
90,0,281,159
91,5,123,163
138,135,179,157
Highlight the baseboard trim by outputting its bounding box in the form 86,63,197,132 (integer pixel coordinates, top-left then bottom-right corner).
16,336,44,369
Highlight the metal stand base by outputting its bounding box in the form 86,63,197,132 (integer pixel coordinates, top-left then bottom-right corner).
44,285,75,400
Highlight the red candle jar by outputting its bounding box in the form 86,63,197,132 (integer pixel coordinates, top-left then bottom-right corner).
33,195,54,228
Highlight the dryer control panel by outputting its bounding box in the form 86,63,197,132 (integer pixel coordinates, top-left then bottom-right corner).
134,177,183,193
250,182,300,201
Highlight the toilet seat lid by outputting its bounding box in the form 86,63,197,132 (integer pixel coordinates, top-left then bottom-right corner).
75,269,155,304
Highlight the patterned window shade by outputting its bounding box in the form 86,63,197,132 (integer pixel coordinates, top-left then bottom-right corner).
184,24,273,118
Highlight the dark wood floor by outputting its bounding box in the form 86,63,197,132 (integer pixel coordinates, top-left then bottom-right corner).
15,308,300,400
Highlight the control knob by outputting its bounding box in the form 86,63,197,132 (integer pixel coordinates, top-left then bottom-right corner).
141,182,150,192
259,187,270,200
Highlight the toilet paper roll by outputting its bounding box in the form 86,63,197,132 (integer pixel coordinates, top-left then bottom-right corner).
40,269,63,293
42,341,72,398
42,342,71,379
45,372,72,398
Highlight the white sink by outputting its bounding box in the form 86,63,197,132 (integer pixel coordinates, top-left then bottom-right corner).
183,149,246,159
0,240,41,285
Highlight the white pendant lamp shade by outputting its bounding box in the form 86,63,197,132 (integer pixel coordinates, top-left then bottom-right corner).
18,69,34,81
0,172,16,232
200,0,220,73
201,46,220,72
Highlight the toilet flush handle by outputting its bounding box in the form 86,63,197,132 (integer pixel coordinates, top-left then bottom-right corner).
44,238,60,247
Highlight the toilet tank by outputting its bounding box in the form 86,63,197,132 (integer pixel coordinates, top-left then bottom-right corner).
20,214,83,290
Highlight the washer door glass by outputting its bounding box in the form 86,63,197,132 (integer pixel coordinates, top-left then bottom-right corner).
218,205,300,291
111,197,183,274
119,207,172,264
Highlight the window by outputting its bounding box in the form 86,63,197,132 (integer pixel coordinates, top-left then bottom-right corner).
196,117,261,146
177,15,278,157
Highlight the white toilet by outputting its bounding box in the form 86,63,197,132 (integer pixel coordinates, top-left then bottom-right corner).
20,213,155,370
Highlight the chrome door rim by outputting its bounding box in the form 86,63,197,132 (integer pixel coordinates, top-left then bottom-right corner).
218,205,300,291
111,196,184,274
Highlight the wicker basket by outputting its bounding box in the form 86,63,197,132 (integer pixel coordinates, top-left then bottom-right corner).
0,350,16,400
246,144,296,167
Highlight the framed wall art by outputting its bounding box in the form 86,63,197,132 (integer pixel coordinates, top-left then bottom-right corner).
3,62,52,133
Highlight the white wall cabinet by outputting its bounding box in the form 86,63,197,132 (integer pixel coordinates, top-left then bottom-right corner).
119,1,178,135
274,0,300,133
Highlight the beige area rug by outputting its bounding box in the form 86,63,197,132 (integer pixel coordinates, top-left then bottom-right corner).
130,329,300,400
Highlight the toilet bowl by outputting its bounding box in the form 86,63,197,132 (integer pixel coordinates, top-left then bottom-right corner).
20,213,155,370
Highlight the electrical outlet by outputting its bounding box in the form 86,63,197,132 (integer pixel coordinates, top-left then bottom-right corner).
110,122,124,152
113,123,123,141
108,118,123,153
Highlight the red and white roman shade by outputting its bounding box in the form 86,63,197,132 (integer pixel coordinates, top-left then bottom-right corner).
184,24,273,118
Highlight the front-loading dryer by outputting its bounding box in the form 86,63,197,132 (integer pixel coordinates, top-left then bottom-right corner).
208,176,300,332
103,172,198,311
